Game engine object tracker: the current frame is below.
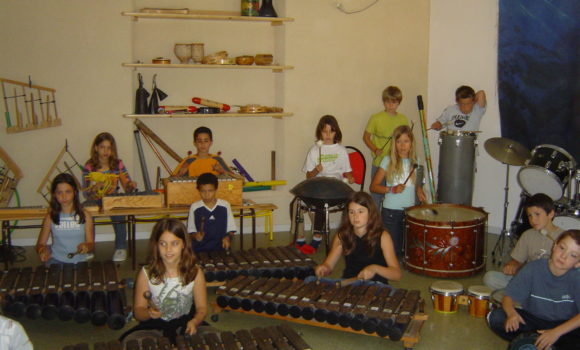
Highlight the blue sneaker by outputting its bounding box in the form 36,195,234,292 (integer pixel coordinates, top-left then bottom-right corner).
310,238,322,250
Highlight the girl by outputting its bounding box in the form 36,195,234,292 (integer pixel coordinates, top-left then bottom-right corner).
36,173,94,265
315,192,401,285
122,218,207,344
488,230,580,350
297,115,354,250
370,125,426,258
83,132,137,262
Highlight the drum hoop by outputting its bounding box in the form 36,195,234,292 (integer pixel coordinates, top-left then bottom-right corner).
407,261,486,274
440,130,478,137
405,219,484,229
405,204,488,226
429,286,463,296
467,291,491,299
533,144,577,168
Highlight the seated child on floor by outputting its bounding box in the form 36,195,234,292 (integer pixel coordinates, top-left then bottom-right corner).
187,173,237,253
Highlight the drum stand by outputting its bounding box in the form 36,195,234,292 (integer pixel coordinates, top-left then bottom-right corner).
491,164,517,266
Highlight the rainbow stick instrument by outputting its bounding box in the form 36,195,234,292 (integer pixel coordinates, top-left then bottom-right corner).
417,95,436,203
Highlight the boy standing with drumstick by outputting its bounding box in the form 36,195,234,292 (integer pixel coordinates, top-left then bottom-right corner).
430,85,487,131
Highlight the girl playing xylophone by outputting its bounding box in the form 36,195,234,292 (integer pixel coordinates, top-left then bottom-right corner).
121,218,208,344
314,192,401,285
36,173,94,265
82,132,137,262
370,125,426,258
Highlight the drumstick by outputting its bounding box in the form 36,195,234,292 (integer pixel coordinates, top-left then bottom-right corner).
402,164,418,186
337,277,363,288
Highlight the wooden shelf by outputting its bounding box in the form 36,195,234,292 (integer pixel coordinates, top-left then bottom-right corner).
122,62,293,72
123,113,292,119
121,11,294,26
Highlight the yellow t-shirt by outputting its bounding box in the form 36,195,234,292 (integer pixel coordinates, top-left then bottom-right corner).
365,111,409,167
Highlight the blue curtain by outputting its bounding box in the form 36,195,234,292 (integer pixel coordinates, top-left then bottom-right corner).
498,0,579,164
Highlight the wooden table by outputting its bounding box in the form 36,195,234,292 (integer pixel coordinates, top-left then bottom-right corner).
0,200,278,269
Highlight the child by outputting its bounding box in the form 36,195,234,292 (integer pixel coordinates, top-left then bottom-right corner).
363,86,409,210
173,126,234,178
314,192,401,285
122,218,207,344
0,314,33,349
83,132,137,262
370,125,426,258
187,173,237,253
484,193,564,291
36,173,94,265
299,115,354,250
487,230,580,350
430,85,487,131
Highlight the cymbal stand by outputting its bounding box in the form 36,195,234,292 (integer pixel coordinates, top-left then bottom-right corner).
491,163,517,266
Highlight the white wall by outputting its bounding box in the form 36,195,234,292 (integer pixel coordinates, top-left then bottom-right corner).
427,0,518,234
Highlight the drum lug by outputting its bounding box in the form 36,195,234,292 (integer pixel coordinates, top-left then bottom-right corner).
455,139,460,147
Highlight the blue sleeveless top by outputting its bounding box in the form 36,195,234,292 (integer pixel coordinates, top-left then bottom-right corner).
51,213,86,264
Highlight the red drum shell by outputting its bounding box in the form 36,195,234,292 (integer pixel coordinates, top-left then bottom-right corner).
404,204,488,278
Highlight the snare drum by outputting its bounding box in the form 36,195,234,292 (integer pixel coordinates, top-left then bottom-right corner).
517,145,577,201
405,204,488,278
466,285,492,317
430,280,463,313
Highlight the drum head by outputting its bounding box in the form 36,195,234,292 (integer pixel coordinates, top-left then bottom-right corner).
430,280,463,294
517,166,563,200
467,285,491,298
406,204,487,226
553,215,580,231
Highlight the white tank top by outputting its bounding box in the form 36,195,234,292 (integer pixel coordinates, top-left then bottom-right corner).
143,267,194,321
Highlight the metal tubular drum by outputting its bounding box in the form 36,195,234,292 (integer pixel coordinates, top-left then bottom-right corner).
437,131,477,205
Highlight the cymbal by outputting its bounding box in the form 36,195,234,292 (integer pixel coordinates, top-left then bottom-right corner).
484,137,531,166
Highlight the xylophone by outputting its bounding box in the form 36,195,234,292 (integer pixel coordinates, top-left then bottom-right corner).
102,191,164,211
62,325,312,350
214,276,424,343
163,176,243,206
197,246,316,282
0,261,128,330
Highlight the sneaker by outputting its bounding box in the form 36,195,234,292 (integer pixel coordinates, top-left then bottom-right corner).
85,253,95,261
295,239,306,247
310,238,322,250
113,249,127,262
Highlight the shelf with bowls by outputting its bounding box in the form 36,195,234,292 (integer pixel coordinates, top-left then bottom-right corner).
121,62,294,72
123,112,293,119
121,11,294,26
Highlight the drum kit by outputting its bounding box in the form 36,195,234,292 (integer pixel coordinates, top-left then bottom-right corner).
484,138,579,265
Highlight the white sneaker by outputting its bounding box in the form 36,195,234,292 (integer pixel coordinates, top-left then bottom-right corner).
85,253,95,260
113,249,127,262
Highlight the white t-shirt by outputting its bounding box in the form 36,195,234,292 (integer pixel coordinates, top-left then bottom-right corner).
436,103,486,131
0,315,33,350
144,267,194,321
302,143,352,180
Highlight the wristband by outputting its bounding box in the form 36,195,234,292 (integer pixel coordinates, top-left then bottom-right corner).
390,186,395,193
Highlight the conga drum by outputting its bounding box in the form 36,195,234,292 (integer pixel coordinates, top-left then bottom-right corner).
430,280,463,313
405,204,488,278
466,285,491,317
437,131,478,206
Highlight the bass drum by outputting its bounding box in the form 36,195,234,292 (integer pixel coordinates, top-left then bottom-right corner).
517,144,577,201
405,204,488,278
553,214,580,231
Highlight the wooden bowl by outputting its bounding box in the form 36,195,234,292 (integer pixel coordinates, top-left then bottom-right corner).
152,57,171,64
254,54,273,66
235,55,255,65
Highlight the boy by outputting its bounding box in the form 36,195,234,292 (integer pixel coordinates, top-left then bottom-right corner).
173,126,233,178
363,86,409,209
431,85,486,131
186,173,237,253
487,230,580,350
484,193,564,290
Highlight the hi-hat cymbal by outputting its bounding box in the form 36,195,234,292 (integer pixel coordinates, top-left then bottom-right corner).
484,137,531,166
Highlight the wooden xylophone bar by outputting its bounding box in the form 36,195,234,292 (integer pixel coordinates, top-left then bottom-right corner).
212,276,427,347
0,261,128,330
62,325,311,350
197,246,315,283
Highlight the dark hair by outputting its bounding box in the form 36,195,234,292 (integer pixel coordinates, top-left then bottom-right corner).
525,193,555,214
455,85,476,100
50,173,85,225
337,192,384,255
147,218,197,285
194,126,213,141
382,86,403,103
196,172,218,189
87,132,120,171
555,229,580,246
315,115,342,143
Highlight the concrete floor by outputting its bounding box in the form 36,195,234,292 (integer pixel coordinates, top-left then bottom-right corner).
6,231,510,350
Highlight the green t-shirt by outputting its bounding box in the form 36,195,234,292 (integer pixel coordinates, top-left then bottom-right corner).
365,111,409,166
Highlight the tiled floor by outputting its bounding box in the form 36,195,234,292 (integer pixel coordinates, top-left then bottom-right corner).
7,231,509,350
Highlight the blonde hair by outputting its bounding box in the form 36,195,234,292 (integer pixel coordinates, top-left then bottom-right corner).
382,86,402,103
386,125,417,184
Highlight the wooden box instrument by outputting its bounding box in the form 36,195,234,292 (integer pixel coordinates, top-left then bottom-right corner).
102,191,164,211
163,176,243,206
